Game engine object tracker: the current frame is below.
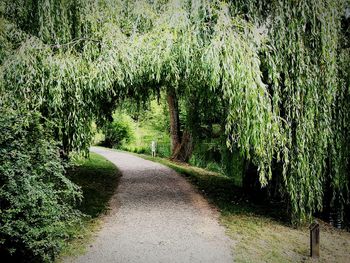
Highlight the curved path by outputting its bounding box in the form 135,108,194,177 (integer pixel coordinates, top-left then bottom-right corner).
67,147,233,263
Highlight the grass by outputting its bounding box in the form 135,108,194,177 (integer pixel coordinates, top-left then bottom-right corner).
57,152,121,260
121,124,171,157
136,153,350,263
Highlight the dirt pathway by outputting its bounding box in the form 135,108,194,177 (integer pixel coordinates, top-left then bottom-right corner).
66,147,233,263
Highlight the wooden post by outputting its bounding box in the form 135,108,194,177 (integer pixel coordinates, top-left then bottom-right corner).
309,222,320,258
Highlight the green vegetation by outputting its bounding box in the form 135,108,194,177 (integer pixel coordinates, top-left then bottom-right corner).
0,0,350,260
59,152,121,259
2,0,349,223
0,108,82,262
101,113,133,149
98,101,245,185
123,102,171,157
103,101,171,157
139,154,350,263
99,98,244,185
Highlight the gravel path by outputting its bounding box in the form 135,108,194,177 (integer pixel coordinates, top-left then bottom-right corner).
67,147,233,263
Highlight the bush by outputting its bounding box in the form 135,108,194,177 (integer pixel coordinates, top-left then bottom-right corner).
0,108,82,262
136,147,146,154
102,115,132,148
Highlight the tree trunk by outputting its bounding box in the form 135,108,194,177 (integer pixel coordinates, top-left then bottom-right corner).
167,87,181,153
166,87,193,162
171,130,193,162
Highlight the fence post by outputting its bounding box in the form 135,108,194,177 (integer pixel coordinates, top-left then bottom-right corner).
309,222,320,258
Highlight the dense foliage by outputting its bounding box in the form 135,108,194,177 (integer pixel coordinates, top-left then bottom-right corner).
1,0,349,228
0,107,81,261
101,113,133,148
116,99,172,156
261,0,349,223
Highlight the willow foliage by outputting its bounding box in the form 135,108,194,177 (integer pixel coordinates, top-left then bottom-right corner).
262,0,348,222
201,4,280,186
1,0,349,223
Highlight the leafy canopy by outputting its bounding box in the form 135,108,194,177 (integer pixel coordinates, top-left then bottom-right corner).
1,0,349,223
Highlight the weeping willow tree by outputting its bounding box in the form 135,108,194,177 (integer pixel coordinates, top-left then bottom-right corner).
262,0,349,223
1,0,349,224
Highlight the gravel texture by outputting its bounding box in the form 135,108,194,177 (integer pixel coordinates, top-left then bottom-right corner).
66,147,233,263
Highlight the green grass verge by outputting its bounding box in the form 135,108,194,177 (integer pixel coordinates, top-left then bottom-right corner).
136,153,350,263
57,152,121,261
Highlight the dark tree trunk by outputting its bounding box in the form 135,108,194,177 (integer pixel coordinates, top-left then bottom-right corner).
167,87,181,153
242,160,266,202
166,87,192,162
171,130,193,162
60,128,70,160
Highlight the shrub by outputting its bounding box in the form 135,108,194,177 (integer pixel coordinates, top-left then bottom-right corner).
136,147,146,154
102,115,132,148
0,107,82,262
